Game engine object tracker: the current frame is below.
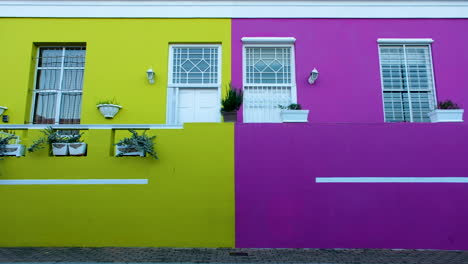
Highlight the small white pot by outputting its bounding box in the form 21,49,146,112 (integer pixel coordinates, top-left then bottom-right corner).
280,110,310,123
52,143,69,156
68,143,87,156
0,106,7,116
428,109,464,123
0,144,25,157
115,145,145,157
97,104,122,119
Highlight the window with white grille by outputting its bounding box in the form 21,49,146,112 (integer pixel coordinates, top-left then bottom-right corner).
243,41,296,123
32,47,86,124
379,42,436,122
167,45,221,124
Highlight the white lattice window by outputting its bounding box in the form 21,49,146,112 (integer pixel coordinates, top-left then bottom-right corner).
378,39,436,122
242,38,297,123
166,45,221,124
32,46,86,124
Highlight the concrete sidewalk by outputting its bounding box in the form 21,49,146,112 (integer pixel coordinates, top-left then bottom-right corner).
0,247,467,264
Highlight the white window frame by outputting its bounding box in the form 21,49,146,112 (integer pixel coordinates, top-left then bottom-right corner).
30,46,86,124
166,44,222,124
377,38,437,123
242,37,297,123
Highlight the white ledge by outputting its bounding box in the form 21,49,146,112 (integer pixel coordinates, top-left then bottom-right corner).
0,179,148,185
0,124,184,130
316,177,468,183
242,37,296,45
2,1,468,18
378,38,434,44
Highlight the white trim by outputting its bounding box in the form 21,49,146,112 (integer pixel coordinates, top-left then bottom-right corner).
1,1,468,18
0,124,183,130
316,177,468,183
378,38,435,44
0,179,148,185
241,37,296,45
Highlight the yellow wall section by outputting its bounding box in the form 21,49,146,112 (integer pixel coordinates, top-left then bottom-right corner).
0,124,234,247
0,18,234,247
0,18,232,124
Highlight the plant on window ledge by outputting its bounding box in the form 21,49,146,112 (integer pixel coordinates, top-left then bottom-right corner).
279,103,310,123
115,129,158,159
28,127,86,156
221,83,243,122
97,99,122,119
0,131,25,158
428,100,464,123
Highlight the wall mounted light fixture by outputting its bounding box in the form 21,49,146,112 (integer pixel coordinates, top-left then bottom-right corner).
0,106,7,116
308,68,319,85
146,68,155,84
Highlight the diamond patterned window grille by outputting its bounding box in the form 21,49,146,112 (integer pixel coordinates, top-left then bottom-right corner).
172,47,219,84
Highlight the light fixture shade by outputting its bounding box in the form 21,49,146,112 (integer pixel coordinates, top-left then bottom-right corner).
146,68,155,84
0,106,7,115
308,68,319,85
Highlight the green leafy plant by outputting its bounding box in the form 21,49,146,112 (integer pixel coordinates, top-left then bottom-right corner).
28,127,83,153
115,129,158,159
97,98,119,105
279,103,302,110
437,100,460,109
0,133,16,158
221,83,243,112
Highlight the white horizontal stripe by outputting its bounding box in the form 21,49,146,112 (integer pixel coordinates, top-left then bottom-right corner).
242,37,296,44
0,179,148,185
316,177,468,183
1,1,468,18
378,38,434,44
0,124,183,130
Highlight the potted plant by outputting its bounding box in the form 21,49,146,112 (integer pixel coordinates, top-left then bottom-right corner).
97,99,122,119
221,83,243,122
115,129,158,159
279,103,310,123
0,132,25,157
28,127,85,156
428,100,464,123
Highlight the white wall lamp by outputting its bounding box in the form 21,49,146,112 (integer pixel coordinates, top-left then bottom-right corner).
146,68,155,84
308,68,319,85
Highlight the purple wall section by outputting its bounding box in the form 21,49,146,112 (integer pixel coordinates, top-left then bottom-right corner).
233,19,468,249
235,123,468,250
232,19,468,123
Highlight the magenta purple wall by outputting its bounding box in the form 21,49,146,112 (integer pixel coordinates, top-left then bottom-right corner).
233,19,468,250
235,123,468,250
232,19,468,123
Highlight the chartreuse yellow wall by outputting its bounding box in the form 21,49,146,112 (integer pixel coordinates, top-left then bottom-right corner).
0,18,231,124
0,18,234,247
0,124,234,247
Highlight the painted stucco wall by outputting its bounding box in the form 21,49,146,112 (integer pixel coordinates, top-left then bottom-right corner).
235,123,468,250
232,19,468,123
0,18,231,124
0,124,234,247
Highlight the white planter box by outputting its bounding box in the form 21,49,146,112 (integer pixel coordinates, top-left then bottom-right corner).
52,143,69,156
0,106,7,115
68,143,87,156
97,104,122,119
280,110,309,123
115,145,145,157
428,109,464,123
0,144,25,157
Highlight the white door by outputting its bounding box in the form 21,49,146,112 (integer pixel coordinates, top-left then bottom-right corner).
178,88,218,123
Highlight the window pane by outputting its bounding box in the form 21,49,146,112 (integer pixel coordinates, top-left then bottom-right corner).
36,69,61,90
243,86,291,123
245,47,292,84
172,47,219,84
33,93,57,124
62,69,84,90
38,48,63,67
64,48,86,67
59,93,82,124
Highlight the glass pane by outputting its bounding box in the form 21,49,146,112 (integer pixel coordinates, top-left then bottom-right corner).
172,47,219,84
64,48,86,67
36,69,61,90
59,93,82,124
38,48,63,67
33,93,57,124
410,92,432,122
245,47,292,84
62,69,84,90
